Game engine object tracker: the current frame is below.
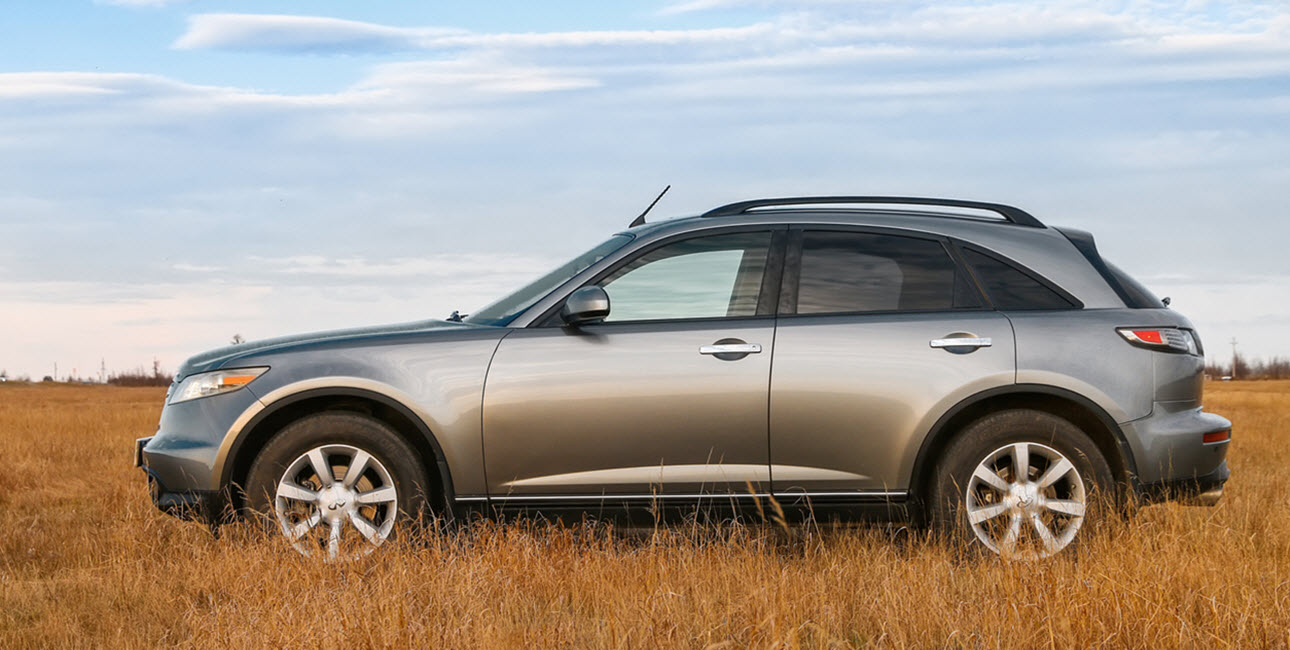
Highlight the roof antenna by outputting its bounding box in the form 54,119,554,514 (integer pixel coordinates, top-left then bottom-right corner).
629,185,670,228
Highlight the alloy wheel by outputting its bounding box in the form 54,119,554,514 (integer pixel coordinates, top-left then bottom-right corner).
965,441,1086,559
273,444,399,560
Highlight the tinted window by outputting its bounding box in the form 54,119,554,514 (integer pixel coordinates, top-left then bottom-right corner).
796,232,978,314
600,232,770,322
1104,260,1163,308
963,248,1077,310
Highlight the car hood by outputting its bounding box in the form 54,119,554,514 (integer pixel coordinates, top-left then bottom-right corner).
176,319,483,378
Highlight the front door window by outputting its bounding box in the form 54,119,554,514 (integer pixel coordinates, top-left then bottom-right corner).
600,232,771,322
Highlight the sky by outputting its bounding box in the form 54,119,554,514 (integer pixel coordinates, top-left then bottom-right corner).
1,0,1288,380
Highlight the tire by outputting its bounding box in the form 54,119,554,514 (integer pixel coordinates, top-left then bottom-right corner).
245,411,430,560
929,409,1114,559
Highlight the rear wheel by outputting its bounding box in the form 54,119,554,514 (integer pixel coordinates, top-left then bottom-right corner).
930,409,1114,559
245,412,429,560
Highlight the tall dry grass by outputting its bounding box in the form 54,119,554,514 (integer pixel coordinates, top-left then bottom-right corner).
1,381,1287,648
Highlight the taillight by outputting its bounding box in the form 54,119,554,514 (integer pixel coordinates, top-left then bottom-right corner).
1116,327,1200,355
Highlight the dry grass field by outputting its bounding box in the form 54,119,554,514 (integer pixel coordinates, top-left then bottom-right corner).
1,381,1287,648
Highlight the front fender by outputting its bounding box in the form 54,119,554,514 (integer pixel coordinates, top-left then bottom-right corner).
216,379,468,500
213,329,506,497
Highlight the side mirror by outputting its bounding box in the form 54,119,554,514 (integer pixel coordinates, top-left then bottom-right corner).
561,286,610,326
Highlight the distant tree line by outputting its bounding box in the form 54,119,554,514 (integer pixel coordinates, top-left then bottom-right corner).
1,361,173,386
107,359,174,387
1206,353,1290,380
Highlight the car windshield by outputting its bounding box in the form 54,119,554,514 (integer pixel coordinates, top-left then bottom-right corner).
464,234,634,326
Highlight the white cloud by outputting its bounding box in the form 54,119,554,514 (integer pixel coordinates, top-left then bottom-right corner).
658,0,857,14
173,14,460,52
417,24,776,49
152,7,1290,112
356,58,599,95
170,8,1145,56
174,13,775,54
0,72,172,98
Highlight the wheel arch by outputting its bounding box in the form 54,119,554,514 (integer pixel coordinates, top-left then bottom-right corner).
222,387,456,516
908,384,1138,513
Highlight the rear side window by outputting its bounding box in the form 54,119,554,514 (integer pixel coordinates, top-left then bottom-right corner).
962,248,1078,310
1103,260,1162,308
795,231,981,314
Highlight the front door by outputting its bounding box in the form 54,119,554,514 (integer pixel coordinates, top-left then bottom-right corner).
483,229,782,499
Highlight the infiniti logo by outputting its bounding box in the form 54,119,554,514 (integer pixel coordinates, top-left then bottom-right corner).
328,500,347,511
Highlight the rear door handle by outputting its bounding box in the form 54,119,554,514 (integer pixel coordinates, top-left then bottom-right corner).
700,343,762,355
930,337,992,349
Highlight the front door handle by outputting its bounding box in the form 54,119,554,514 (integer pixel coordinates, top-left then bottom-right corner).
700,338,762,361
930,336,992,351
700,343,763,355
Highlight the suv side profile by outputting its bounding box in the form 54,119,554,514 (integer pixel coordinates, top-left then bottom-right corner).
136,196,1231,560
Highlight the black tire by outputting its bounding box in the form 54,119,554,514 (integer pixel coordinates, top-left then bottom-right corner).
929,409,1114,558
245,412,431,556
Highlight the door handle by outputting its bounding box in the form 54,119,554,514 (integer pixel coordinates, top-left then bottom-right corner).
929,337,992,349
700,343,763,355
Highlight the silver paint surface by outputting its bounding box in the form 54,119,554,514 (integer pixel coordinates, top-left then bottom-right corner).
769,312,1016,492
482,319,775,495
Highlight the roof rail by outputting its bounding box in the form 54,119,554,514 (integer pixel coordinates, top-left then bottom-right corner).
699,196,1045,228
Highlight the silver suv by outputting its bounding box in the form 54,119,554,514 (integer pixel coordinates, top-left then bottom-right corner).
136,196,1231,559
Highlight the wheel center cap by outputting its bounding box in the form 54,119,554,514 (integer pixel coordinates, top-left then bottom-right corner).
319,485,356,522
1009,482,1040,511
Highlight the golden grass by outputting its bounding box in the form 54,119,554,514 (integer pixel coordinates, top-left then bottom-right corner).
1,381,1288,648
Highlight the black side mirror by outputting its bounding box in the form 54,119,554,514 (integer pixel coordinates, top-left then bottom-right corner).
561,286,610,326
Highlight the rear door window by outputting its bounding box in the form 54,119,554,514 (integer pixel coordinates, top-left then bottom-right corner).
794,231,981,314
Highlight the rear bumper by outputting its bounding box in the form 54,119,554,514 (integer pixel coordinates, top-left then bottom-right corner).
1138,461,1229,506
1121,402,1231,485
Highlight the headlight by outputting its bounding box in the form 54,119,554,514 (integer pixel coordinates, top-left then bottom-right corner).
169,367,268,404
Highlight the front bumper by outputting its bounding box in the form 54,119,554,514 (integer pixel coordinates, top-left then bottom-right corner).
136,435,230,524
139,384,263,493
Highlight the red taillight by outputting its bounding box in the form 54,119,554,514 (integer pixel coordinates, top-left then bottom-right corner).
1131,330,1164,344
1116,327,1199,354
1202,429,1230,444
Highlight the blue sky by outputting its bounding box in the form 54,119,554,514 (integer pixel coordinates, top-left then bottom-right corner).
2,0,1288,380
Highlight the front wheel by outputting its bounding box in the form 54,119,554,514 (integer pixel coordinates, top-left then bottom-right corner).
245,412,429,561
930,409,1114,559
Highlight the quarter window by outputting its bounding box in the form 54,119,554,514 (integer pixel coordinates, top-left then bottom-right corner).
962,248,1077,310
599,232,771,322
795,231,979,314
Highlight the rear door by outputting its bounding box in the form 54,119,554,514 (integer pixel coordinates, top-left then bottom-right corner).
768,228,1016,498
